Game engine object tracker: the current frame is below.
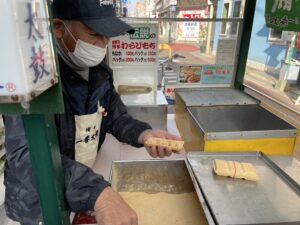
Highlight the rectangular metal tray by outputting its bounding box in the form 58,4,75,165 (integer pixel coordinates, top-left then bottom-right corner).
187,105,297,140
110,159,194,194
186,151,300,225
109,159,212,225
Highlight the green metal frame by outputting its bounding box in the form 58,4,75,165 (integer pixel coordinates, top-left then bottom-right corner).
234,0,257,90
20,0,70,223
0,83,64,114
22,114,70,225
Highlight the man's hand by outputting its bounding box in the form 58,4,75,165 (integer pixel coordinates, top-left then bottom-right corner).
94,187,137,225
138,129,182,158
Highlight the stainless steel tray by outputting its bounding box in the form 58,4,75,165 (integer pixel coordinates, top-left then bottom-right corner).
109,159,194,194
187,105,297,140
175,88,258,107
186,151,300,225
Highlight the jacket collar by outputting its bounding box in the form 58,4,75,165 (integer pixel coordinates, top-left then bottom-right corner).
58,56,112,115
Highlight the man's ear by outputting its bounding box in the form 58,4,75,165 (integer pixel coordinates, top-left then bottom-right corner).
52,19,65,39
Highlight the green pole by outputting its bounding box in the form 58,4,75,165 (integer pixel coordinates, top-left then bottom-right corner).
21,1,70,224
22,114,70,225
234,0,257,90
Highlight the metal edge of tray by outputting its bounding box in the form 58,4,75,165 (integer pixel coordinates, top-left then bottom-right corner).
185,159,217,225
259,152,300,196
123,91,168,107
188,151,260,157
187,151,300,196
125,103,168,107
186,107,298,140
108,158,186,183
205,129,298,140
186,107,206,137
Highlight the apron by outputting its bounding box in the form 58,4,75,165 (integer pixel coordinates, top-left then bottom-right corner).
74,103,105,167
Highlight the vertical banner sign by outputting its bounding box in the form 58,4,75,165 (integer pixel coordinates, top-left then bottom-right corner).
109,24,158,67
265,0,300,31
0,0,57,103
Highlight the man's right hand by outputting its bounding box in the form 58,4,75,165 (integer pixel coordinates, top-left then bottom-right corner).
94,187,138,225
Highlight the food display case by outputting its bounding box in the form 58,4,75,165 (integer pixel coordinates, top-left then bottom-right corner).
175,88,298,154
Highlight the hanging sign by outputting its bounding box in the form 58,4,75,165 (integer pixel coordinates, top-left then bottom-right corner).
265,0,300,31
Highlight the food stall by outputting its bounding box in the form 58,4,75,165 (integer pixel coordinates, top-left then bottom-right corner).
1,1,300,225
73,1,300,225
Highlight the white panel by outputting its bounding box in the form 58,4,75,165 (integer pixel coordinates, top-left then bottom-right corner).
108,23,158,93
0,0,57,103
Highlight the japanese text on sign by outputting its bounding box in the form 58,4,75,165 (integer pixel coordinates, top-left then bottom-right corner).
111,40,156,50
130,27,156,39
265,0,300,31
201,65,233,84
25,2,50,84
271,0,292,12
183,14,201,19
109,24,158,66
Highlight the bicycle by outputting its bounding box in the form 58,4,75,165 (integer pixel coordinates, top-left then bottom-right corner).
158,53,185,90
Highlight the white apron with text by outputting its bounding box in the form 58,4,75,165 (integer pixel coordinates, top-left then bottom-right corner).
74,104,105,167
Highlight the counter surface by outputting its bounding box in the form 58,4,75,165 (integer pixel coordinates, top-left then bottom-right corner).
175,88,258,107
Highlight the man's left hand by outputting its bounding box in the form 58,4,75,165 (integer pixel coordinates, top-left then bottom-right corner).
138,129,182,158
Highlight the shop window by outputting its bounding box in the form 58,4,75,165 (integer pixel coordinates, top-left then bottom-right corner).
268,28,284,42
221,0,241,36
221,3,229,34
230,0,241,35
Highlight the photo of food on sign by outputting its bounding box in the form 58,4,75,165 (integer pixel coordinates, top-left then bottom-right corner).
179,66,202,83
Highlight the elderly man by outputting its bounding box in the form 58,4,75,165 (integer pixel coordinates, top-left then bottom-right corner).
4,0,181,224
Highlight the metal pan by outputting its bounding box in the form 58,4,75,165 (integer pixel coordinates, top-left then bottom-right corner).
186,151,300,225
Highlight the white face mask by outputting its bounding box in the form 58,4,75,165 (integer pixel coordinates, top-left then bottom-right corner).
63,24,107,68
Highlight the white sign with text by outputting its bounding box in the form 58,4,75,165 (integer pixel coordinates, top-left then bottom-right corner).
0,0,57,103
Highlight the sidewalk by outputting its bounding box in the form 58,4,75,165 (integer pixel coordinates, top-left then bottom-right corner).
245,65,300,109
159,42,215,65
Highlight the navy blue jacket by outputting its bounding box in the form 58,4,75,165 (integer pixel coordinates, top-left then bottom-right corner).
4,57,152,224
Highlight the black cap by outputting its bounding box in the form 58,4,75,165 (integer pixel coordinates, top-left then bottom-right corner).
52,0,134,37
